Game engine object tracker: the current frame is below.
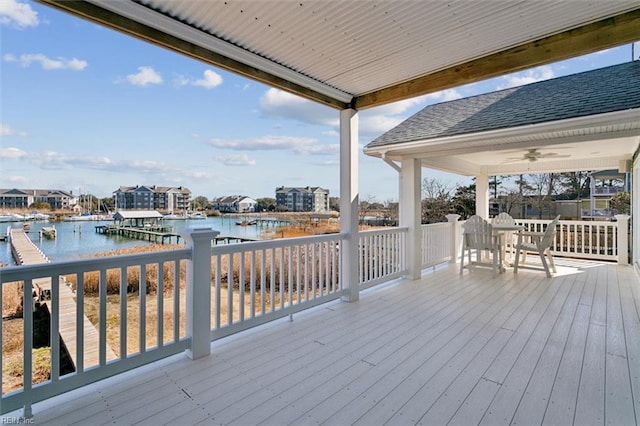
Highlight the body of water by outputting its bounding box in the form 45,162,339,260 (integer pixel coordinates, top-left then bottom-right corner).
0,216,272,266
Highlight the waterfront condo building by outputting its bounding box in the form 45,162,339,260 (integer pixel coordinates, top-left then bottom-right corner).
0,188,77,210
210,195,258,213
275,186,330,212
113,185,191,212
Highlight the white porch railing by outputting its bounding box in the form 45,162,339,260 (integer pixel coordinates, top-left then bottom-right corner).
209,233,345,341
358,227,408,290
0,218,629,415
421,222,454,268
515,217,628,262
0,249,192,415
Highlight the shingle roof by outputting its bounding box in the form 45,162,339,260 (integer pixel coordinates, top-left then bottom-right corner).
366,61,640,149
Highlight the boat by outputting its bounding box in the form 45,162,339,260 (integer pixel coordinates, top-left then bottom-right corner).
39,226,57,239
188,211,206,219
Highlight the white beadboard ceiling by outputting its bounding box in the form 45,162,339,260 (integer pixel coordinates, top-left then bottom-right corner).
42,0,640,109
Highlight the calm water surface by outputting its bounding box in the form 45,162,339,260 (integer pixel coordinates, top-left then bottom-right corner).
1,216,269,266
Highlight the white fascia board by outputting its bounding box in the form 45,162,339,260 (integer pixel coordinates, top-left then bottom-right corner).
365,108,640,156
90,0,353,103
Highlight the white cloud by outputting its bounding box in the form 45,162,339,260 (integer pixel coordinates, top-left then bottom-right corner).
1,123,27,136
3,53,88,70
0,0,38,29
193,70,223,89
216,154,256,166
173,69,223,89
259,88,337,127
425,89,463,102
5,175,28,184
497,65,555,89
208,135,317,152
0,147,27,159
125,66,163,86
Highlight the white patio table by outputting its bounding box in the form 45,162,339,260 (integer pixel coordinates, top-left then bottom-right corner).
491,223,525,271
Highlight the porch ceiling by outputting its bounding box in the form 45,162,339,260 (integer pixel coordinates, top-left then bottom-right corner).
37,1,640,110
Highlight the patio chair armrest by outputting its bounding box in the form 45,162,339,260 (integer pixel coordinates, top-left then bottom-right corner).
517,231,544,237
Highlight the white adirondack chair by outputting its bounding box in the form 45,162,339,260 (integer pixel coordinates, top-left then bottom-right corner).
460,215,502,277
492,212,517,257
513,215,560,278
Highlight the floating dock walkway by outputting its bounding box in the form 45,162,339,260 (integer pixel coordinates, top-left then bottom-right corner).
95,224,181,244
9,228,116,369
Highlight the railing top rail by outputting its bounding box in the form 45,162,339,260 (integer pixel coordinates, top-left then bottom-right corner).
358,227,408,236
515,218,618,226
0,248,192,282
421,222,450,228
210,232,345,255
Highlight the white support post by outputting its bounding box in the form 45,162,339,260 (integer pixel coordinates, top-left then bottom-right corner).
614,214,630,265
476,173,490,219
446,214,461,263
181,227,219,359
400,158,422,280
340,108,359,302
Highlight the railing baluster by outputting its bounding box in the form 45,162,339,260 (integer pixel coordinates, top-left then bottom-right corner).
120,266,127,358
295,245,301,305
173,261,180,344
214,255,221,329
139,264,146,353
260,249,266,315
99,269,107,365
304,244,309,302
311,243,317,298
239,252,245,322
227,254,233,325
51,275,60,381
250,250,256,319
23,278,33,400
157,262,164,348
77,273,85,371
270,248,276,312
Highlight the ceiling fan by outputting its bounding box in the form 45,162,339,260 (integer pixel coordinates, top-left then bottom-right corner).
505,148,570,163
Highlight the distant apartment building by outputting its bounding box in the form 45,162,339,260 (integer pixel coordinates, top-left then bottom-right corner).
210,195,257,213
113,185,191,212
0,188,77,210
275,186,330,212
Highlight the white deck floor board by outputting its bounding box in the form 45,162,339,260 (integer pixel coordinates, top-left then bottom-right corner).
12,260,639,426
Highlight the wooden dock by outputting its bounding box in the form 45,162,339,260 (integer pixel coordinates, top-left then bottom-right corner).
9,228,116,369
95,225,181,244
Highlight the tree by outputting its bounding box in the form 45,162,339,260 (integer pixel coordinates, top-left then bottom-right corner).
610,191,631,215
526,173,560,219
329,197,340,212
558,171,590,199
421,178,455,223
29,201,51,211
451,183,475,219
256,197,276,212
192,196,210,210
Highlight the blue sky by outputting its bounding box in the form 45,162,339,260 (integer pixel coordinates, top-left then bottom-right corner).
1,0,637,203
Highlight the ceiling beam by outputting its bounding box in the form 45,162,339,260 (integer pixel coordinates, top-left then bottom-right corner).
37,0,352,110
354,9,640,110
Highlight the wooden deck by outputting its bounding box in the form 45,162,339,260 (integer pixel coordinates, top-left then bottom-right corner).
17,259,640,425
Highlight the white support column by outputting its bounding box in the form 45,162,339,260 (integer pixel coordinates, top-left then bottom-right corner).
181,227,219,359
339,108,359,302
476,173,490,219
614,214,630,265
446,214,461,263
400,158,422,280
